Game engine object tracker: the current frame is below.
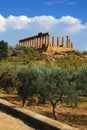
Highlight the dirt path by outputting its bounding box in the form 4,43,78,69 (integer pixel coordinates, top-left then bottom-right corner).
0,110,36,130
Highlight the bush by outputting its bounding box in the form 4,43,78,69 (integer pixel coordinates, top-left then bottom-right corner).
16,46,36,55
0,40,8,60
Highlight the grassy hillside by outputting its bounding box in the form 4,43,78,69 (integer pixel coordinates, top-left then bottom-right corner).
1,48,87,69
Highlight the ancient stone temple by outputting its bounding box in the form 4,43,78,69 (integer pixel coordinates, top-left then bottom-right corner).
19,32,75,52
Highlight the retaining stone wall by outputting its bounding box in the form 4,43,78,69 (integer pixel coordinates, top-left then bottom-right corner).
0,99,79,130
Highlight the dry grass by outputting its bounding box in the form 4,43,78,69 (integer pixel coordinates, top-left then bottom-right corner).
0,89,87,130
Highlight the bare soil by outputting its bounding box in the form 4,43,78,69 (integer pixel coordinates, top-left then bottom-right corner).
0,90,87,130
0,110,35,130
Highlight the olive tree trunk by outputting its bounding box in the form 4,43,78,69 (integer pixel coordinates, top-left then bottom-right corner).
50,100,59,120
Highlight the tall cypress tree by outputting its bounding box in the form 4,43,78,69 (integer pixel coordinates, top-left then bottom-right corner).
0,40,8,60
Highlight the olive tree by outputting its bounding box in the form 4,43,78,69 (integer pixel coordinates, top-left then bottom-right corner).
38,67,78,120
76,67,87,95
17,66,42,107
0,66,17,93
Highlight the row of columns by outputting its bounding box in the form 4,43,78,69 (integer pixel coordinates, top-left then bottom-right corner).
19,33,50,49
51,36,74,48
19,33,74,49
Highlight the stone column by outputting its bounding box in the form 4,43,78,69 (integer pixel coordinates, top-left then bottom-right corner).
38,37,40,48
33,38,35,48
37,37,39,48
32,38,33,47
24,41,26,47
36,37,38,48
45,36,47,47
23,42,24,47
32,38,34,47
35,37,37,48
23,41,25,47
22,42,24,47
24,42,25,47
27,41,28,47
52,36,54,46
42,36,43,47
29,39,31,46
71,42,74,48
34,37,36,48
25,41,27,47
23,42,25,47
26,41,28,47
21,42,23,47
66,36,69,48
27,40,29,47
34,38,36,48
35,38,36,48
62,37,64,47
47,33,50,46
57,37,60,47
40,36,42,48
30,39,32,47
68,38,70,48
29,39,30,47
32,38,35,47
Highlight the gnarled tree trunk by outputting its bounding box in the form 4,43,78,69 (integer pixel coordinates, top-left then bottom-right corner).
50,92,63,120
50,100,58,120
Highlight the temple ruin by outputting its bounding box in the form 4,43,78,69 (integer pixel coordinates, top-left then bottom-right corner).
19,32,75,52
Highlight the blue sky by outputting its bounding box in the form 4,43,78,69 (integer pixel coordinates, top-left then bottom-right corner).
0,0,87,51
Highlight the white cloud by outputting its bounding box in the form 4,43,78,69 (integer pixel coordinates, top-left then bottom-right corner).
58,16,86,33
6,15,31,30
31,15,58,29
0,14,86,33
58,16,80,24
0,14,6,32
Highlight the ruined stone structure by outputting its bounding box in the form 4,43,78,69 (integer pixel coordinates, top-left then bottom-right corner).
19,32,75,52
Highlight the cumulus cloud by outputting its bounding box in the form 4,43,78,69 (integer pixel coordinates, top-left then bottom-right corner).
6,15,31,29
0,14,6,32
58,16,86,33
0,14,58,31
31,15,58,29
0,14,86,33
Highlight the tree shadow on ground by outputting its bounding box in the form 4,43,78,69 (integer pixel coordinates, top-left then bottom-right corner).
0,96,20,102
42,111,87,129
